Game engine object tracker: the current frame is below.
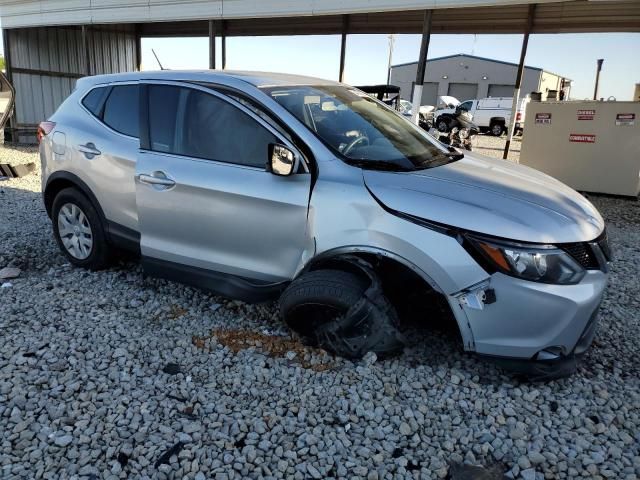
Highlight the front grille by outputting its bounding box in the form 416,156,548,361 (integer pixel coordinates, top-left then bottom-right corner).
561,230,611,271
562,243,600,269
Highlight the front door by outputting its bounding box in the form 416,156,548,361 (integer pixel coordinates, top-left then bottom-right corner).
135,82,312,295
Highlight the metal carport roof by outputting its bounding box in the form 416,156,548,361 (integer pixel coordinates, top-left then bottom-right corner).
0,0,639,33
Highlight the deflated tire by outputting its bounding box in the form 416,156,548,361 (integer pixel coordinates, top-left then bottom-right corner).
280,268,404,359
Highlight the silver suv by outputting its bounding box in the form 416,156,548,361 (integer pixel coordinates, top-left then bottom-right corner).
40,71,610,377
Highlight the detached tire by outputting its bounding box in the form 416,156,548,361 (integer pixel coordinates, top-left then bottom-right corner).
280,269,404,359
51,187,112,270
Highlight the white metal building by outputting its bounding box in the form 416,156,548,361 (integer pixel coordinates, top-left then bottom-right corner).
389,54,570,105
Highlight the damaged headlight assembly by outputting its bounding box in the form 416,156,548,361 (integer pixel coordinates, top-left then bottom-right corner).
391,211,586,285
465,235,586,285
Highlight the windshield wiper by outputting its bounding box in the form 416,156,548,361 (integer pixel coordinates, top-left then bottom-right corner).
444,146,464,160
445,152,465,160
345,159,411,172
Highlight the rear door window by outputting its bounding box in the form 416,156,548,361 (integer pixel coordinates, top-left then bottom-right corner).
148,85,181,152
102,85,139,137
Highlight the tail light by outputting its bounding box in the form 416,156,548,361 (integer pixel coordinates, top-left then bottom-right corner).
515,112,522,121
37,121,56,144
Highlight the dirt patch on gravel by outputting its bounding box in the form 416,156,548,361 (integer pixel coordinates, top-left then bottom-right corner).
193,328,336,372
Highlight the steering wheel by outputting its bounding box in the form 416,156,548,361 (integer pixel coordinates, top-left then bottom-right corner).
343,135,369,156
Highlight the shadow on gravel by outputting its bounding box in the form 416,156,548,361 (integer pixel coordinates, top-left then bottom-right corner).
448,462,510,480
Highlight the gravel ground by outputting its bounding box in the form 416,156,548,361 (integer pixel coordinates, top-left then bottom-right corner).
472,133,522,162
1,144,639,480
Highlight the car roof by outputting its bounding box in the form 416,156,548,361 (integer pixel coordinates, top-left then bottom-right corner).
76,70,340,90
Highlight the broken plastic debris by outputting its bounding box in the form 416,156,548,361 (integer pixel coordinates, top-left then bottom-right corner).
1,282,12,288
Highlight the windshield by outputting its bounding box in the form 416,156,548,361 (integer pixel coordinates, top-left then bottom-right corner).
261,85,458,172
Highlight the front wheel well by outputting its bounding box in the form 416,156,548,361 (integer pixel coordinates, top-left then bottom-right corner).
305,252,460,335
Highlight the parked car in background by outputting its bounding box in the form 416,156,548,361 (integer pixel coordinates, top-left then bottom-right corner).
438,106,479,151
40,71,609,378
399,99,413,117
434,95,530,136
418,105,435,130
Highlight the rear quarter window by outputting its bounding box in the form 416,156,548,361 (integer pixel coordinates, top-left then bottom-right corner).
102,85,139,138
81,87,109,116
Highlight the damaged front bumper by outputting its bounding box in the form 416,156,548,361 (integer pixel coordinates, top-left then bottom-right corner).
481,304,601,380
449,270,607,378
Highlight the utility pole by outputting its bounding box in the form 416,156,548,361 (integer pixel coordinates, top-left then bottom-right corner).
502,3,535,161
593,59,604,100
411,10,433,125
338,15,349,82
386,34,395,86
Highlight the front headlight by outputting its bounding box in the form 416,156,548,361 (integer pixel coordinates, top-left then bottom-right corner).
466,235,585,285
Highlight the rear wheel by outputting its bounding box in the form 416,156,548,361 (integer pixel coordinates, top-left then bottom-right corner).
52,187,111,270
280,269,404,359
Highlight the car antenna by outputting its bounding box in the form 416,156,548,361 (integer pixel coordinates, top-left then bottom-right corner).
151,49,165,70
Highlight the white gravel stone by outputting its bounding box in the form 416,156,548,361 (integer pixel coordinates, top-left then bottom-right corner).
1,145,639,479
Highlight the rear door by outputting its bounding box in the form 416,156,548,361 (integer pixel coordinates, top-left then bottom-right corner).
68,83,140,232
135,81,312,287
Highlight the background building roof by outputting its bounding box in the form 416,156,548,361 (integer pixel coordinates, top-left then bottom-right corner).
391,53,543,72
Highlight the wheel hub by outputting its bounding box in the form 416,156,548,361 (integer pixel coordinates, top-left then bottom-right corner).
57,203,93,260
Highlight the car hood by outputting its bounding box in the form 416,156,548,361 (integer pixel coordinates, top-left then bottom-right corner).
438,95,460,107
363,153,604,244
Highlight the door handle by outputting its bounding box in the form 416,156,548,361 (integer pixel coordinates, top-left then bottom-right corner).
137,172,176,188
78,142,101,158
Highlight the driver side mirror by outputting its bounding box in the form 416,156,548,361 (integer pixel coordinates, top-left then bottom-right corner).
269,144,296,176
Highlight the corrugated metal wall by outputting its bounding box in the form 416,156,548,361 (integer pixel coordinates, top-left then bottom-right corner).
6,25,137,142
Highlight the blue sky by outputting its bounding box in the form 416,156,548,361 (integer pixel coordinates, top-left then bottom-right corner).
142,33,640,100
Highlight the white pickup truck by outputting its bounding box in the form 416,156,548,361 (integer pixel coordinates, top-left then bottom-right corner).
434,96,529,136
